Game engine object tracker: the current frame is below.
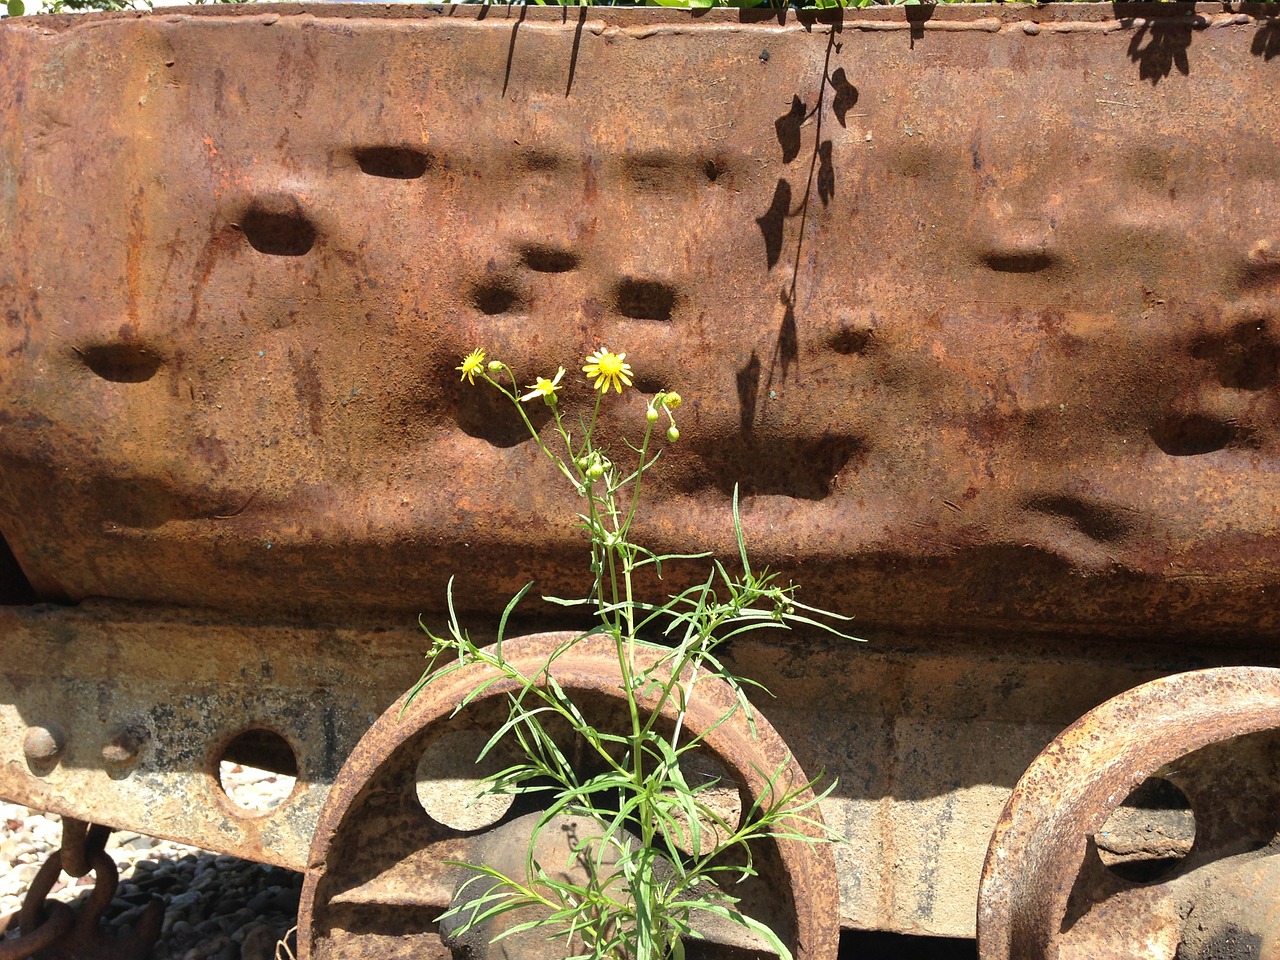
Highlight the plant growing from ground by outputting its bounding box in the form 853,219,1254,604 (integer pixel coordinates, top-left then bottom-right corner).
409,347,855,960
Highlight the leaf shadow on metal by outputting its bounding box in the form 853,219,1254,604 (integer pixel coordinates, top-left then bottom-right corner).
750,22,854,429
1251,13,1280,61
565,5,587,97
1127,19,1193,83
1113,5,1203,83
500,3,528,97
905,3,933,47
494,4,582,99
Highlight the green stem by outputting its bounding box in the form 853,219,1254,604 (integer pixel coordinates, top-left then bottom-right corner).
586,487,608,619
622,406,658,539
586,389,604,443
606,541,621,633
487,367,579,488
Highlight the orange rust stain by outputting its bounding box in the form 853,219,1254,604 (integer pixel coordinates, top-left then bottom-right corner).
125,188,146,327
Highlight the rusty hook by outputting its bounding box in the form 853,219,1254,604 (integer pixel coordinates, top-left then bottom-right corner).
9,846,162,960
57,821,110,882
0,902,74,960
56,824,88,882
17,853,66,939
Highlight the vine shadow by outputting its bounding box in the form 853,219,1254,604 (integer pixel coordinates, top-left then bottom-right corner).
748,20,857,432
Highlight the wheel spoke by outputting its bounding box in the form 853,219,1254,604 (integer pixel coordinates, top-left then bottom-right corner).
1160,729,1280,857
684,904,778,957
1055,882,1183,960
326,837,472,911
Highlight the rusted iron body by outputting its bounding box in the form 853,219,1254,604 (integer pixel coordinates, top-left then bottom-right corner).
1,1,1280,948
3,2,1280,635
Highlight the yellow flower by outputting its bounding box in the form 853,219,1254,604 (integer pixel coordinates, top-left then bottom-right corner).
521,367,565,403
457,348,486,385
663,391,682,410
582,349,634,394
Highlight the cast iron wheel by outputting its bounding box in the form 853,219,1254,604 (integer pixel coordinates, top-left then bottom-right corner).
298,632,839,960
978,666,1280,960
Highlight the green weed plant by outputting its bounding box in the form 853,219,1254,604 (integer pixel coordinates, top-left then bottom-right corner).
409,348,855,960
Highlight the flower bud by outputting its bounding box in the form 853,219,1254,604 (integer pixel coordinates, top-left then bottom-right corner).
646,405,659,423
487,360,502,372
666,425,680,443
588,462,605,481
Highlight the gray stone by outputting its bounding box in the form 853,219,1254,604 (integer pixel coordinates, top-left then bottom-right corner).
239,924,279,960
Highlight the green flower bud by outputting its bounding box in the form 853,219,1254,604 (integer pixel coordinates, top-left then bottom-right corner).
646,405,659,423
667,425,680,443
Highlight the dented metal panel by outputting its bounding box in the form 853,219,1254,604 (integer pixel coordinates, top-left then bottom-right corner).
1,4,1280,635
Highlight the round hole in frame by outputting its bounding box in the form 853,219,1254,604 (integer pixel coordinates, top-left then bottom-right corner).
216,728,299,815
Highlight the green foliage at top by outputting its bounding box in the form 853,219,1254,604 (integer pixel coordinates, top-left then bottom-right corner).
3,0,248,16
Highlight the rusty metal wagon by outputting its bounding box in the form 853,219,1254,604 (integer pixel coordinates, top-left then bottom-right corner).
1,2,1279,957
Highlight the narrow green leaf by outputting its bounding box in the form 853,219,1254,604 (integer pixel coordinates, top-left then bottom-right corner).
497,581,535,652
730,485,751,577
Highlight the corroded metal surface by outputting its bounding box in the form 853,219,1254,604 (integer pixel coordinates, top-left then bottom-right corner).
3,4,1280,949
978,667,1280,960
2,4,1280,635
297,632,839,960
0,602,426,870
2,603,1277,939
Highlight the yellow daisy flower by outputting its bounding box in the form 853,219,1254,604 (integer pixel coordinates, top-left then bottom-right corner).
521,367,565,403
582,349,634,394
457,348,486,385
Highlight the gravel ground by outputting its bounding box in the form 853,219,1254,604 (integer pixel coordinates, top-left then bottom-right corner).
0,765,300,960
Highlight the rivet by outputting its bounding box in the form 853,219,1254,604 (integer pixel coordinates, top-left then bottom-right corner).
23,725,64,763
102,725,147,766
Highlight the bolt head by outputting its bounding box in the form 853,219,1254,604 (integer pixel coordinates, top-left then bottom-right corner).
23,725,64,763
102,725,147,766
